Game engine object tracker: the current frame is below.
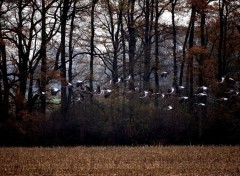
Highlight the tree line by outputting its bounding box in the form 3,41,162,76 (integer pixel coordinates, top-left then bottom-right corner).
0,0,239,145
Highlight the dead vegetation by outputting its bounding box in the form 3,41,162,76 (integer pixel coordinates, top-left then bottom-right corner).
0,146,239,175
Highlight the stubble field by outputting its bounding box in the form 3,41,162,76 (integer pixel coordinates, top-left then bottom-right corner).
0,146,239,175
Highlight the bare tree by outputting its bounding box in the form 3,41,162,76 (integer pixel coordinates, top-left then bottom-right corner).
60,0,70,116
0,0,9,121
143,0,154,90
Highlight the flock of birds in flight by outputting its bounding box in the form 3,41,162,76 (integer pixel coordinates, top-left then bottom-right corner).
35,71,239,111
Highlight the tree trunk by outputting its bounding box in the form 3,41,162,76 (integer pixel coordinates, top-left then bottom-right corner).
143,0,151,90
171,0,178,88
154,0,160,93
68,0,77,104
90,1,96,95
199,11,206,86
0,21,9,121
60,0,70,116
179,20,191,86
218,0,225,79
186,5,196,98
127,0,136,90
40,0,47,114
16,0,28,120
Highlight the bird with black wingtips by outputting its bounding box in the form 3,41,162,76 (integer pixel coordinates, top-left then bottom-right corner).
160,71,169,78
100,88,112,98
179,96,189,103
167,105,174,110
219,76,225,84
76,80,84,88
198,86,208,93
195,92,207,97
162,104,174,110
125,75,132,81
225,89,237,96
228,77,236,85
217,97,228,102
165,87,175,97
51,87,60,96
116,77,124,84
178,85,185,90
175,85,184,95
140,90,150,98
223,75,236,85
134,87,140,94
67,82,73,89
195,103,206,107
153,91,165,99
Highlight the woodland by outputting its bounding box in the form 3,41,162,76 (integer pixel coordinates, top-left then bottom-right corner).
0,0,240,146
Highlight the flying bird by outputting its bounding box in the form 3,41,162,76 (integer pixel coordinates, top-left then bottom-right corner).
140,91,150,98
179,96,189,103
100,89,112,98
167,105,174,110
166,87,175,97
195,92,207,97
51,87,60,96
195,103,206,107
76,80,84,88
217,97,228,102
160,71,169,78
219,77,225,84
178,85,185,90
162,105,174,110
198,86,208,92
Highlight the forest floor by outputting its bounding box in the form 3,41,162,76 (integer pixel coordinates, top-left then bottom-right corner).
0,146,239,175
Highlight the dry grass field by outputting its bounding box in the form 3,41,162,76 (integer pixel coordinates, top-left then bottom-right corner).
0,146,239,175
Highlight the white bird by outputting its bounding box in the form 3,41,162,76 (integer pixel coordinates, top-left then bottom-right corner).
134,87,140,94
229,77,235,82
100,89,112,98
178,85,185,90
76,80,84,87
199,86,208,92
116,77,123,84
220,77,225,84
163,105,174,110
179,96,189,103
37,91,46,96
217,97,228,102
195,92,207,97
222,76,236,85
166,87,174,97
125,75,132,81
156,93,165,98
160,71,168,78
51,87,60,96
195,103,206,106
169,87,175,94
140,91,150,98
225,89,235,95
